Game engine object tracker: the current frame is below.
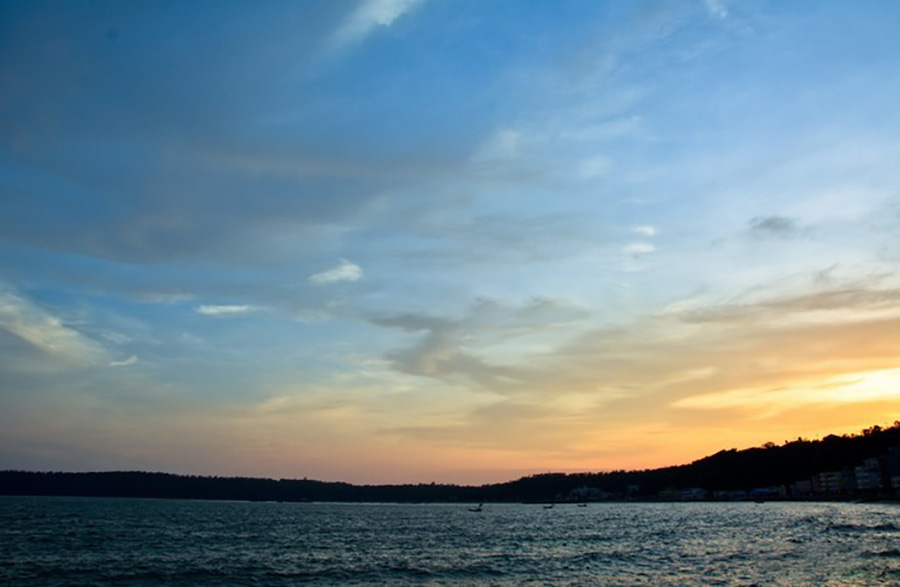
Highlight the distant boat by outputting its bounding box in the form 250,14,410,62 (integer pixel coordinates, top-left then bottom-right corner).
469,503,483,512
543,503,555,510
577,502,588,508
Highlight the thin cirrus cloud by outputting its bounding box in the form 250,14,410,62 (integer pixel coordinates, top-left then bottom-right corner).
328,0,420,50
310,261,363,285
632,225,657,237
749,215,800,238
622,242,656,255
0,289,106,367
369,297,591,391
195,305,260,317
703,0,729,19
109,355,139,368
672,369,900,413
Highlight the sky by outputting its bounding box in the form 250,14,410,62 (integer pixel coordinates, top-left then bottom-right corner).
1,0,898,485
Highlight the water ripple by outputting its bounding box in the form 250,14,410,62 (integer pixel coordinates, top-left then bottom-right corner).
1,498,899,585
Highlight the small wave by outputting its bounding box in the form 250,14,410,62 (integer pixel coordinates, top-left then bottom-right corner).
873,523,900,531
388,564,434,577
864,548,900,559
262,568,374,582
583,531,615,543
877,567,900,581
435,562,508,580
568,549,640,566
827,522,900,533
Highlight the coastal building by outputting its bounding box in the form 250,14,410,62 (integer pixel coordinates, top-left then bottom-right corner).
713,489,748,500
749,486,785,499
811,471,845,495
887,447,900,490
659,487,681,500
790,480,813,497
568,485,603,501
680,487,707,500
853,458,882,491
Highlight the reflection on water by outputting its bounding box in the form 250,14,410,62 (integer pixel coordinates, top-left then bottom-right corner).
1,497,898,585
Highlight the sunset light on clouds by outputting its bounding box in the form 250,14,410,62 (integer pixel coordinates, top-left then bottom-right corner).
1,0,898,484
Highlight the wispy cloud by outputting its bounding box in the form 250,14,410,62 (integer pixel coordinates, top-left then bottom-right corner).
100,331,133,345
577,155,612,179
0,289,106,366
133,292,197,305
369,312,488,380
622,242,656,255
310,261,363,284
369,297,589,390
195,304,260,316
749,215,798,237
632,225,657,237
109,355,139,367
330,0,420,50
703,0,728,19
674,285,900,325
673,368,900,413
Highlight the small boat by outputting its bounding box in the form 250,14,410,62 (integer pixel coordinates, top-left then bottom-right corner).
543,503,555,510
469,503,483,512
577,502,588,508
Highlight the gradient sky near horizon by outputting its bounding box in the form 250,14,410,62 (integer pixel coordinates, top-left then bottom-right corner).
1,0,898,485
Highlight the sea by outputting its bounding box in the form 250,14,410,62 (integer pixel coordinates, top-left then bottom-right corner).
1,497,899,585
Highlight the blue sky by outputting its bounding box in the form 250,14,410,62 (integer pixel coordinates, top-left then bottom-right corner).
1,0,898,484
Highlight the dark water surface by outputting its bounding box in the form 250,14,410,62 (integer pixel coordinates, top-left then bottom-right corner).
1,497,899,585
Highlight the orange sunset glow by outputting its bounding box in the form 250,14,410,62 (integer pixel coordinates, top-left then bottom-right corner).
1,0,898,485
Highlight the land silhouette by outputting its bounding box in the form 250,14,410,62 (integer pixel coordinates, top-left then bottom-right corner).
3,422,898,503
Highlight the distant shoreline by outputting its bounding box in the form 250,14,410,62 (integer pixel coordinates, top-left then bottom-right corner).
3,422,899,504
2,492,898,506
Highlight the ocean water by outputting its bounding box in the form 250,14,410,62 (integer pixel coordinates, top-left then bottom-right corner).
1,497,899,585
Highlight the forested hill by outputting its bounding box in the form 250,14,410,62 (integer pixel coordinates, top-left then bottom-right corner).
2,423,898,502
